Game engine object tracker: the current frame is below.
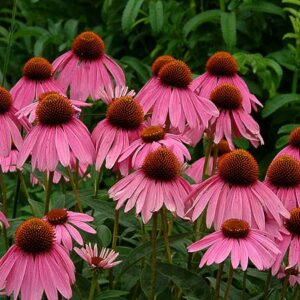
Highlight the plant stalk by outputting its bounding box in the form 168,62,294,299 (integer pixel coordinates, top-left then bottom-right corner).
65,167,83,212
88,272,99,300
161,207,172,264
215,262,224,300
44,171,54,214
223,264,234,300
150,212,158,300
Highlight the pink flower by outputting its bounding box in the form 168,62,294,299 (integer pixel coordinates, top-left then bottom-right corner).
0,211,9,228
92,95,144,175
0,218,75,300
137,55,175,100
0,87,27,156
109,147,192,223
209,84,263,149
265,155,300,211
191,51,262,113
74,243,121,270
136,59,219,133
97,84,135,105
275,127,300,161
53,31,125,101
185,140,231,183
188,218,280,270
272,208,300,275
119,124,191,170
278,265,300,286
16,91,91,124
10,57,63,110
17,92,95,172
185,150,289,230
0,148,18,173
43,209,96,251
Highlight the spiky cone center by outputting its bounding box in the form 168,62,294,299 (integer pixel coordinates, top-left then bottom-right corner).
142,147,180,181
141,126,165,143
206,51,238,76
72,31,105,60
221,219,250,238
289,127,300,148
158,60,192,88
106,96,144,130
91,256,104,266
218,150,259,186
151,55,175,76
15,218,54,253
36,92,75,125
286,268,299,276
0,86,12,114
210,83,242,110
23,57,52,80
286,208,300,235
47,208,68,225
267,155,300,187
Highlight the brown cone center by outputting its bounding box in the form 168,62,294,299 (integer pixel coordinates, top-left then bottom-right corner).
141,126,165,143
0,87,12,114
206,51,238,76
151,55,175,76
286,208,300,235
47,208,68,225
23,57,52,80
221,219,250,238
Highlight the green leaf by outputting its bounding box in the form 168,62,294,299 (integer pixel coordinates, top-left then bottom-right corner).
97,225,112,247
220,12,236,48
240,1,285,17
28,199,44,217
94,290,129,299
157,263,211,297
262,93,300,117
278,123,299,134
64,19,78,38
283,0,300,5
121,0,144,33
120,56,151,82
149,0,164,35
276,135,289,149
183,10,221,37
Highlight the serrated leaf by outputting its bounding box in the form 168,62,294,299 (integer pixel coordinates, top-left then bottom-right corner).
121,0,144,33
220,12,236,48
278,123,299,134
183,10,221,36
262,93,300,117
149,0,164,35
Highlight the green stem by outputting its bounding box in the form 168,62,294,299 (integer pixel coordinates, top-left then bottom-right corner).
161,207,172,264
201,138,213,180
12,174,20,218
65,167,83,213
263,270,272,300
211,144,219,175
44,171,54,214
223,265,234,300
88,272,99,300
242,270,247,300
150,212,158,300
1,0,17,86
112,209,120,250
280,269,291,300
291,69,299,93
0,171,7,214
215,262,224,300
94,169,103,198
219,0,225,12
74,284,83,300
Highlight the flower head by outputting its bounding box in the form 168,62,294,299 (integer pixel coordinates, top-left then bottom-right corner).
92,94,144,174
136,59,219,133
0,218,75,300
209,84,263,149
265,155,300,210
17,92,95,172
188,218,280,270
0,87,27,156
275,126,300,161
74,243,121,270
191,51,262,113
53,31,125,101
185,149,289,230
10,57,63,110
278,266,300,286
43,209,96,251
119,123,191,170
109,147,192,223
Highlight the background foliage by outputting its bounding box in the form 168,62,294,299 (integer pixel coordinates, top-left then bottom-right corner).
1,0,300,299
